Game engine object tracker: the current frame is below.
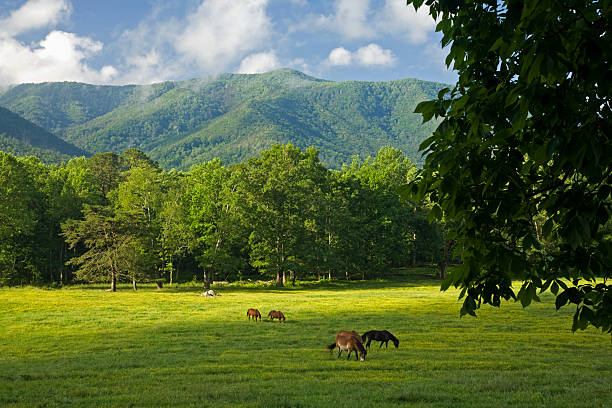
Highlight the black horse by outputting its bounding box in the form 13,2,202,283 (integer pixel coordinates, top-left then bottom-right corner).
361,330,399,348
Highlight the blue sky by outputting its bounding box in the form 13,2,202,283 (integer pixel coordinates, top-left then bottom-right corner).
0,0,457,86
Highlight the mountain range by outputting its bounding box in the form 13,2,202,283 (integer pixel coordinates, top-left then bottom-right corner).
0,69,446,169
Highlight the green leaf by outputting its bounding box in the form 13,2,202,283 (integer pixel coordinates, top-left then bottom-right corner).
412,0,425,10
542,218,554,238
555,290,569,310
460,296,477,317
540,279,552,294
550,281,559,295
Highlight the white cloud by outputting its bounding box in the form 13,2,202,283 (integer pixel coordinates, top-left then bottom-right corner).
175,0,271,72
0,0,71,37
0,1,117,85
327,47,352,66
238,52,280,74
325,44,395,68
376,0,436,44
110,10,183,85
355,43,396,66
0,30,116,85
334,0,374,39
293,0,374,40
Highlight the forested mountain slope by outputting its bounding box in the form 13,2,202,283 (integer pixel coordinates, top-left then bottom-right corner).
0,69,446,169
0,106,88,164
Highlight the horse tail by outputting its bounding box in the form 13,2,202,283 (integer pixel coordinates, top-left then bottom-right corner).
326,342,336,351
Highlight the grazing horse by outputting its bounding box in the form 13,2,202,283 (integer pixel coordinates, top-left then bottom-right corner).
246,308,261,321
267,310,286,321
361,330,399,348
326,331,367,361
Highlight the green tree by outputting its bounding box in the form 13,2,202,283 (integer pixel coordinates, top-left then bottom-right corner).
112,164,164,287
407,0,611,334
238,144,326,286
186,159,245,289
158,170,190,285
342,147,418,278
62,205,144,291
0,153,40,285
87,152,121,202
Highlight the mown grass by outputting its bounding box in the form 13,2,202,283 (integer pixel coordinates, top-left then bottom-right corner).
0,278,610,408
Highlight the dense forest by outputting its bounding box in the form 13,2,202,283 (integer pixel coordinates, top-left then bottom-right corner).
0,144,452,290
0,69,445,169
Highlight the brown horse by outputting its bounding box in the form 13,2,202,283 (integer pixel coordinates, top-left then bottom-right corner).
326,331,367,361
268,310,286,321
247,308,261,321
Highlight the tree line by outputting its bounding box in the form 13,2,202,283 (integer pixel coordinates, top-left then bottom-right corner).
0,144,451,290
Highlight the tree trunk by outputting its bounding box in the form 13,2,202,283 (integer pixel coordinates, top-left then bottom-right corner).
290,270,295,286
438,232,450,280
328,270,331,280
282,270,286,285
132,278,137,291
111,272,116,292
275,270,283,287
203,268,210,290
412,234,417,267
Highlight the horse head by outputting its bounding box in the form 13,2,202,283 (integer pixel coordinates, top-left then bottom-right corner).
358,347,367,362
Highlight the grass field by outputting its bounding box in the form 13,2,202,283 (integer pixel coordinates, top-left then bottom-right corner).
0,278,610,407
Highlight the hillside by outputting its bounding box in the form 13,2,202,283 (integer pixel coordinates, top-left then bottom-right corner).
0,106,88,164
0,69,446,169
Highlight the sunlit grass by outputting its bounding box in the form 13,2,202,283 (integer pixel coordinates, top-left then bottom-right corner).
1,279,610,407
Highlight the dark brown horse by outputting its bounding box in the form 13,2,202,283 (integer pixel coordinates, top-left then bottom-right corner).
267,310,286,321
361,330,399,348
326,331,367,361
247,308,261,321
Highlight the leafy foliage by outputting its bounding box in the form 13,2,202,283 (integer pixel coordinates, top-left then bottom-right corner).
0,145,444,289
407,0,611,334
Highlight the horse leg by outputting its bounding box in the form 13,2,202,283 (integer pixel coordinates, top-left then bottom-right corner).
366,339,372,348
385,340,389,348
337,349,342,359
379,341,383,348
347,350,351,360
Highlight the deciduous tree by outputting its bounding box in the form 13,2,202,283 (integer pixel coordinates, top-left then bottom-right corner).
406,0,611,334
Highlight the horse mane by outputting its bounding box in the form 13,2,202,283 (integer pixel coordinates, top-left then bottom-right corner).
354,336,366,354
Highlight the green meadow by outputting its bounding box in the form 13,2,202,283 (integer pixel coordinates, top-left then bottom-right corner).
1,279,610,408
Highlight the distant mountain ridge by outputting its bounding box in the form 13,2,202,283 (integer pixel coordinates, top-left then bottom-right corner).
0,106,88,163
0,69,446,169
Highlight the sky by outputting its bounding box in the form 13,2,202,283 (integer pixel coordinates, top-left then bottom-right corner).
0,0,457,86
